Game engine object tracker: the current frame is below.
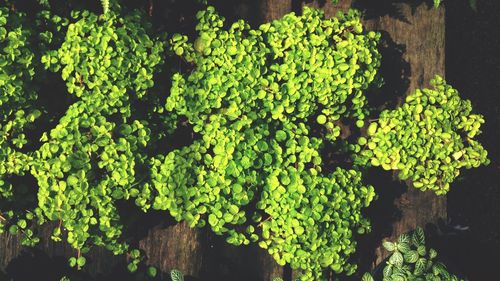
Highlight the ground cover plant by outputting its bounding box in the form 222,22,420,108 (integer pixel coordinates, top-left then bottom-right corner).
0,0,490,280
362,228,465,281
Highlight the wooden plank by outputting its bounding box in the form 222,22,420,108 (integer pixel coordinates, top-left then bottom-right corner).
139,221,204,277
260,0,293,22
0,221,204,279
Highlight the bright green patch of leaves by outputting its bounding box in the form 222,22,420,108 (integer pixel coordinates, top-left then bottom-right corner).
0,2,490,279
0,6,45,247
35,4,165,256
0,6,38,178
0,1,166,266
358,76,489,195
162,6,379,280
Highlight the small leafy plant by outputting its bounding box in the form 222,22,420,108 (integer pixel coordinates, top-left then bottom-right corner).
357,76,489,195
100,0,110,14
362,227,465,281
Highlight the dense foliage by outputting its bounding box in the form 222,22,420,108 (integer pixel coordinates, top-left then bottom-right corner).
0,1,489,280
0,6,43,246
362,228,465,281
163,6,379,280
0,0,166,268
356,76,489,195
39,6,164,255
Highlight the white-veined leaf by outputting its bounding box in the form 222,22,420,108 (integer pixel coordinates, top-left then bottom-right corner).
389,251,404,266
362,273,374,281
404,250,419,263
383,240,396,251
414,258,427,275
170,269,184,281
412,227,425,246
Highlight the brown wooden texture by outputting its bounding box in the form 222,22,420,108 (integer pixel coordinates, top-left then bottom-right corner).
138,221,204,277
260,0,292,22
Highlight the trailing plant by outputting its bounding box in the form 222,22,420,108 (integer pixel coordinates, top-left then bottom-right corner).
362,227,465,281
161,6,380,280
356,76,489,195
0,5,46,246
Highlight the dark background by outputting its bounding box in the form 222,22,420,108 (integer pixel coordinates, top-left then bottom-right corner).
444,0,500,279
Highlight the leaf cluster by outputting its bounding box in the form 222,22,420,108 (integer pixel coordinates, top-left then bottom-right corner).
362,227,465,281
357,76,489,195
0,6,46,247
0,0,166,265
162,6,380,280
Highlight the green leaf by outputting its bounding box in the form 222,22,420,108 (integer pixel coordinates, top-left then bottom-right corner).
317,115,327,125
414,258,427,275
398,233,410,244
127,262,138,273
147,266,157,278
383,241,395,251
69,257,77,268
76,256,86,267
17,219,27,229
383,264,393,277
9,225,18,235
412,227,425,246
130,249,141,259
361,273,374,281
170,269,184,281
404,250,419,263
389,251,404,266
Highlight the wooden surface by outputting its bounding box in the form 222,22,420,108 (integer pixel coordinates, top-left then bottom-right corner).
0,1,446,280
259,0,292,22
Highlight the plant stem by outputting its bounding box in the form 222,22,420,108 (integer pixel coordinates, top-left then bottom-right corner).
148,0,153,17
258,216,272,227
77,249,81,270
